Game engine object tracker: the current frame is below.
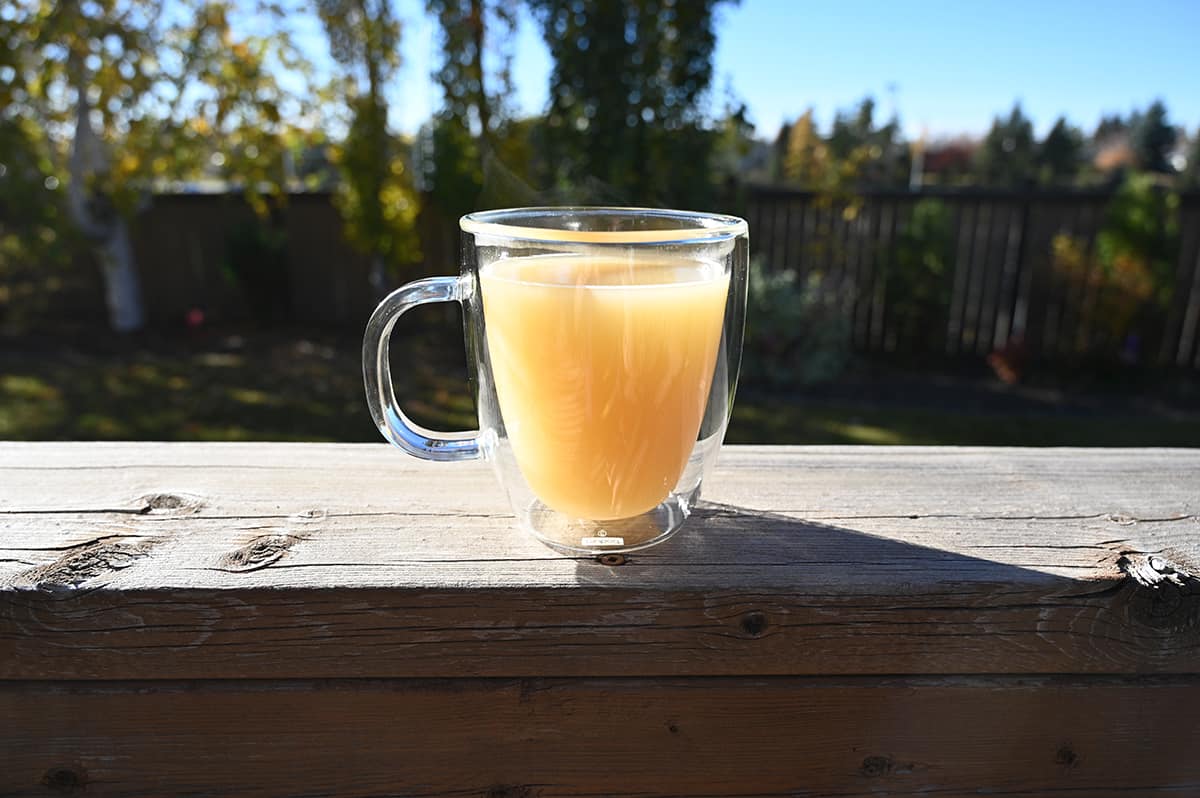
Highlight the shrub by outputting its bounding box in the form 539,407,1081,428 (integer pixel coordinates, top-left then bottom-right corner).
1051,173,1179,358
741,258,853,389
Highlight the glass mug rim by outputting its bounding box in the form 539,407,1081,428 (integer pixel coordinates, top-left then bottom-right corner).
460,206,748,245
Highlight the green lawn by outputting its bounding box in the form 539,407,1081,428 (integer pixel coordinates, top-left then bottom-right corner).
2,328,1198,446
728,395,1200,446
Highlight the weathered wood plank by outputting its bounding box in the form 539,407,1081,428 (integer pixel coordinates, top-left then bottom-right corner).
2,444,1198,679
4,675,1199,797
3,443,1198,519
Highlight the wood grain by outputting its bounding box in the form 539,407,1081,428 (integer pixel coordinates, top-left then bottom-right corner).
2,444,1198,679
3,675,1199,797
3,444,1199,797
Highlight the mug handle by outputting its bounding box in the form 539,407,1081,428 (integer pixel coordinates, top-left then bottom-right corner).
363,276,481,461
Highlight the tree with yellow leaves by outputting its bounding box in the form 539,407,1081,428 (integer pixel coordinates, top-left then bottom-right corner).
783,110,832,188
316,0,422,295
1,0,321,330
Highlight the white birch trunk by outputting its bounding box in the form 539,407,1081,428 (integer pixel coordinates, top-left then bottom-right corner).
68,80,145,333
368,255,388,299
96,220,144,332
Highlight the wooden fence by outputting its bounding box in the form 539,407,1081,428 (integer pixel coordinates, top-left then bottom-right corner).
128,193,376,327
43,188,1200,369
742,186,1200,368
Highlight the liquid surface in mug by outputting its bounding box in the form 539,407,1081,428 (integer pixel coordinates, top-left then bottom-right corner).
480,253,729,519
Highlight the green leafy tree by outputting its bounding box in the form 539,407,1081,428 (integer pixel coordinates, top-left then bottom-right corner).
1130,100,1177,173
771,121,791,183
2,0,318,330
426,0,516,146
2,0,161,331
425,0,516,218
825,96,906,188
1094,113,1127,142
527,0,736,207
0,98,77,331
316,0,420,291
711,98,757,185
827,98,877,162
976,103,1036,186
1038,116,1083,184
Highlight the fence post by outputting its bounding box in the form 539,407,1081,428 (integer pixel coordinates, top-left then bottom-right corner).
1018,194,1050,364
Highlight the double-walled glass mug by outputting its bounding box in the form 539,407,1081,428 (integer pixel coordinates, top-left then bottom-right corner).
364,207,748,554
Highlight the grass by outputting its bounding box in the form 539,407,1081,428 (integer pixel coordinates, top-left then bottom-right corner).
728,395,1200,446
2,325,1198,446
0,330,475,442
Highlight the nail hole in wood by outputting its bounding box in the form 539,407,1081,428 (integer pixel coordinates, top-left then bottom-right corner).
740,611,768,637
860,755,893,777
42,766,85,794
1055,743,1079,768
486,785,532,798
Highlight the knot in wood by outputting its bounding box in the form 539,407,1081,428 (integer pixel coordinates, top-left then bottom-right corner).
219,535,300,572
597,553,626,567
137,492,202,515
1117,551,1200,634
860,755,893,777
18,538,156,591
740,611,769,638
42,766,86,794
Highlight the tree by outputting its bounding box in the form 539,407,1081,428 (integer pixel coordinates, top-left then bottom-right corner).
827,98,876,162
426,0,516,147
316,0,420,292
1,0,319,331
1038,116,1083,184
425,0,517,218
711,98,758,185
0,90,77,331
1130,100,1176,173
825,96,906,188
782,110,830,187
1094,113,1127,142
975,103,1036,186
527,0,737,207
771,121,791,183
1,0,163,331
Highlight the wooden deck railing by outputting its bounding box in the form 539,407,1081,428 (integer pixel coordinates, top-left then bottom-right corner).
2,443,1199,795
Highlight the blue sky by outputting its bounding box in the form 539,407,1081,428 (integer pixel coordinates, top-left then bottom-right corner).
297,0,1200,141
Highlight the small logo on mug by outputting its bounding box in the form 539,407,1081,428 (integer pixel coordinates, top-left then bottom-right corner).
582,536,625,547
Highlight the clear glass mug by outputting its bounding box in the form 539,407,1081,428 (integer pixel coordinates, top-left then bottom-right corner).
364,207,748,554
